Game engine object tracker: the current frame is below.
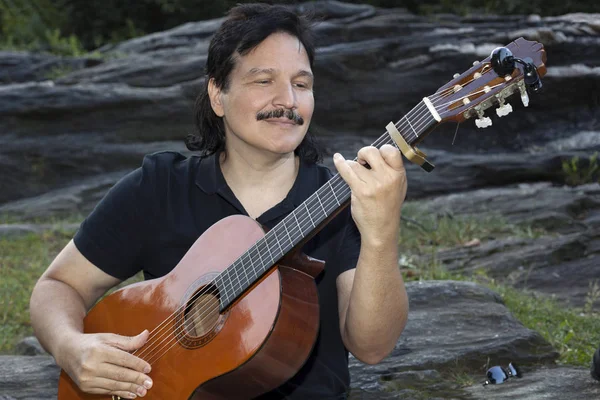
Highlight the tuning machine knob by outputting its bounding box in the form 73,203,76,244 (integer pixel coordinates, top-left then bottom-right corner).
475,109,492,128
496,97,513,117
519,81,530,107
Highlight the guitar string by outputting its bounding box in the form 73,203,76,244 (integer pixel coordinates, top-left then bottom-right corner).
140,92,472,366
131,95,440,361
132,95,441,362
133,84,488,363
135,81,504,364
135,80,506,363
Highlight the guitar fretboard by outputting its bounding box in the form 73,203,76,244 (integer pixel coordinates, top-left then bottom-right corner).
218,100,438,310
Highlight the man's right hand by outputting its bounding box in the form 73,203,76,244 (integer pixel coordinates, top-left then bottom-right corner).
59,330,153,399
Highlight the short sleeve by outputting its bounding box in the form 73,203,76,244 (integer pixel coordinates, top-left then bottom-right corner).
73,156,157,281
335,206,362,276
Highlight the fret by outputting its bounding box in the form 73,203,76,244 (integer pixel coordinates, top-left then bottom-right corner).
292,210,303,237
328,180,341,206
239,257,250,289
263,237,275,268
393,101,438,147
282,221,294,248
304,202,315,228
232,260,243,293
316,192,327,216
253,241,267,275
272,230,284,254
404,115,419,138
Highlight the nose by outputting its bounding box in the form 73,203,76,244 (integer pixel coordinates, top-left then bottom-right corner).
272,81,297,110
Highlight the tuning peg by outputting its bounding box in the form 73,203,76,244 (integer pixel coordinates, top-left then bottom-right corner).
519,83,530,107
496,97,513,117
496,102,513,117
453,73,460,79
475,109,492,128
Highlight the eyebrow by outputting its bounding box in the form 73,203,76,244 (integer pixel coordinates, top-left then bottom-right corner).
244,68,314,81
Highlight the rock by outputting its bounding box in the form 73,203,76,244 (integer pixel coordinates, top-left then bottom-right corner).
0,356,59,400
15,337,47,356
55,52,207,87
0,82,193,141
348,280,558,398
0,134,187,205
2,6,600,206
464,366,600,399
415,182,600,233
0,281,558,400
0,51,102,84
0,170,132,220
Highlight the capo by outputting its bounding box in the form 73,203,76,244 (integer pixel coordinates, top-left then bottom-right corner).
386,122,434,172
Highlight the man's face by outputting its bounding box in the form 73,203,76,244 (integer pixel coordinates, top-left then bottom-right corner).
209,32,314,157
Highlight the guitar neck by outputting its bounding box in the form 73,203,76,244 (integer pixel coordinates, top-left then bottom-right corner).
218,100,438,309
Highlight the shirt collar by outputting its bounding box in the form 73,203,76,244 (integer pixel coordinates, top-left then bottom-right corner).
194,151,318,221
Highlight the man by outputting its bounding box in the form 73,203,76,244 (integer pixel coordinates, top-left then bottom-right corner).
29,3,409,399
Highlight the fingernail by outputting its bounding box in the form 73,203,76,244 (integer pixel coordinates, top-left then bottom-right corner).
128,393,137,399
137,387,146,396
144,366,151,373
144,379,153,389
334,153,342,160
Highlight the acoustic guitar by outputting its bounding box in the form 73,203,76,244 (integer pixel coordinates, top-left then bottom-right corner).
57,37,547,399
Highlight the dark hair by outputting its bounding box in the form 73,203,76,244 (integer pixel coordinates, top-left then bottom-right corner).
185,3,323,163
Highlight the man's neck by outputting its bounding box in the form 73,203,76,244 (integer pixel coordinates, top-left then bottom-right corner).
219,145,299,194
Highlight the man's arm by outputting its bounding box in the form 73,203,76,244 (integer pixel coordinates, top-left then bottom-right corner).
30,240,153,399
336,241,408,364
333,144,409,364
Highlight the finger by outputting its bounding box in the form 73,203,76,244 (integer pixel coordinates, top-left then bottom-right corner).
97,364,152,396
345,159,370,183
87,377,141,399
333,153,361,188
379,144,404,171
104,346,152,375
100,358,153,387
103,329,150,354
356,146,386,171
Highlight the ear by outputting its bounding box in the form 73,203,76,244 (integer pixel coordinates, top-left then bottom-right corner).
207,78,225,117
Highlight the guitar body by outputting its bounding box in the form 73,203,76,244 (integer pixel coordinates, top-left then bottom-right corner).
57,215,321,399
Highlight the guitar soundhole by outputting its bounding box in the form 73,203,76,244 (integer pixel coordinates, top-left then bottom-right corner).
175,283,227,349
184,285,220,337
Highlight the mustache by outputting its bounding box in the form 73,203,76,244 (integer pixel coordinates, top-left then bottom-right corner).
256,109,304,125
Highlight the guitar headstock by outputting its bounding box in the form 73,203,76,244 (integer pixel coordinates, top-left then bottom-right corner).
431,37,547,128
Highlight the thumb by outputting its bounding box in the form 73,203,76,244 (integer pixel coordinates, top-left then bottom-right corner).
333,153,357,188
107,329,149,351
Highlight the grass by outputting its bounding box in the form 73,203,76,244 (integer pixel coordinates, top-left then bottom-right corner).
562,152,599,186
0,227,73,353
1,204,599,373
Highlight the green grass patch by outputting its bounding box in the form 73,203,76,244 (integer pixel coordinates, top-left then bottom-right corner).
491,283,600,366
400,202,545,254
0,212,87,225
0,228,74,353
562,152,599,186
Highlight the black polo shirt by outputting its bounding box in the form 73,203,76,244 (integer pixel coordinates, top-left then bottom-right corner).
73,151,362,399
